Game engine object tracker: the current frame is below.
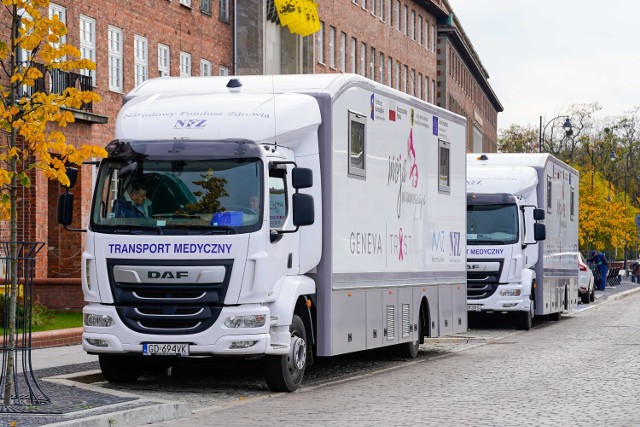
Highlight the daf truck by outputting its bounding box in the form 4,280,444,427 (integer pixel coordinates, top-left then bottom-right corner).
466,153,579,330
58,74,468,391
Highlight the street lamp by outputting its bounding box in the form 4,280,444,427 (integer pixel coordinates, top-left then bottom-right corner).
539,115,573,153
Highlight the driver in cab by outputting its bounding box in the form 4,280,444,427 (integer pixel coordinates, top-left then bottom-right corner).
114,179,153,218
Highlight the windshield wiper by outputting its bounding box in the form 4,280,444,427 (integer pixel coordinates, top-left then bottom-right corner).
112,225,164,235
198,225,237,235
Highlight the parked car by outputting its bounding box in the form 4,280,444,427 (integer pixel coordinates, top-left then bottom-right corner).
578,252,595,304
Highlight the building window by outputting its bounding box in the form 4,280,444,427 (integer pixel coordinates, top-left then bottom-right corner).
350,37,356,73
402,64,407,93
432,24,437,52
219,0,230,22
418,16,423,45
425,22,430,49
432,79,436,103
108,26,123,92
340,32,346,72
219,66,229,76
201,0,211,15
410,69,415,96
379,52,384,85
425,75,429,101
348,111,366,178
410,10,415,40
369,47,375,80
403,5,408,36
200,59,212,76
387,57,392,87
370,0,376,15
380,0,385,21
49,3,66,59
180,0,192,7
439,140,450,193
417,72,422,99
79,15,96,86
329,26,335,68
360,42,366,76
317,22,324,64
395,1,400,31
395,61,400,90
180,51,192,76
134,35,148,87
158,44,170,77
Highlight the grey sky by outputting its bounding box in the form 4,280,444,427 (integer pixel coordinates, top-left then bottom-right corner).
453,0,640,131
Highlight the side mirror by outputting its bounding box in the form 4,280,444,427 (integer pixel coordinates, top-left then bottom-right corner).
292,193,314,226
534,223,546,241
292,167,313,189
57,192,74,226
533,208,545,221
64,167,78,189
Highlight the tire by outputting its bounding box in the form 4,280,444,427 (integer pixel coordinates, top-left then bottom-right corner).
99,354,143,383
581,290,590,304
590,286,595,302
396,305,424,359
518,300,534,330
264,315,307,392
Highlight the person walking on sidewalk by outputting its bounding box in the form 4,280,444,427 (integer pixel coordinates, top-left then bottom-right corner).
588,250,609,290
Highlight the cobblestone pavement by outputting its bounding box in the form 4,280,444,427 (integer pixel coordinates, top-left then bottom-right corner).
149,280,640,427
0,279,637,426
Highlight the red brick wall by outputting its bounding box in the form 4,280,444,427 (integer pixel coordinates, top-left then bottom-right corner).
33,278,84,311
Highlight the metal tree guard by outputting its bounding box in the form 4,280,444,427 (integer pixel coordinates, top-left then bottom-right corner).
0,241,49,409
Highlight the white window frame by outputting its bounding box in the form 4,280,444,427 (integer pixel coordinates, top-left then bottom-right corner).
180,51,192,76
369,46,375,80
134,35,148,86
200,0,212,15
418,16,423,45
395,0,400,31
340,32,346,72
49,3,66,60
387,57,392,87
200,59,212,76
219,65,229,76
360,42,366,76
417,72,422,99
329,26,335,68
158,44,170,77
410,10,415,40
410,68,415,96
180,0,192,7
108,26,124,92
79,15,96,86
403,5,408,36
402,64,407,93
395,61,400,90
379,52,384,85
317,22,324,64
350,37,357,73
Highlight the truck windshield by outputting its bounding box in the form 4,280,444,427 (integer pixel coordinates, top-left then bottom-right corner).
91,158,263,234
467,203,518,245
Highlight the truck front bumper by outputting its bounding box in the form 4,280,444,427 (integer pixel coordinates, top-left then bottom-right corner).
82,304,290,356
467,284,531,313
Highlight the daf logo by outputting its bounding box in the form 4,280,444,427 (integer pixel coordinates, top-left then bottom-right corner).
467,264,480,270
174,119,207,129
147,271,189,279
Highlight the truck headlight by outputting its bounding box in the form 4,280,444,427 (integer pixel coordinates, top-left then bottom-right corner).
224,315,266,328
84,314,114,327
499,289,522,297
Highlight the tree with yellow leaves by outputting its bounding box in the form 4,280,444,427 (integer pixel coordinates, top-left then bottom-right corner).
0,0,106,404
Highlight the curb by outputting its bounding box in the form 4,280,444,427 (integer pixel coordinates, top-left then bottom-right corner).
0,327,83,349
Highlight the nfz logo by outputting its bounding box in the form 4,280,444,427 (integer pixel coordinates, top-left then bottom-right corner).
148,271,188,279
174,119,207,129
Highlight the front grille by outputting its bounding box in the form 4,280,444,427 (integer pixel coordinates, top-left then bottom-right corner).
467,259,503,300
107,259,232,335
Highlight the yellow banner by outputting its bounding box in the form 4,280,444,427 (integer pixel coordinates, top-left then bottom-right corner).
274,0,320,37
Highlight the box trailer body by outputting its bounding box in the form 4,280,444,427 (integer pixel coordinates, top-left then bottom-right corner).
466,153,579,329
61,74,467,391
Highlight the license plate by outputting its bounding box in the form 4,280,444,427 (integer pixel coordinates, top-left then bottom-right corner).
467,304,482,312
143,343,190,356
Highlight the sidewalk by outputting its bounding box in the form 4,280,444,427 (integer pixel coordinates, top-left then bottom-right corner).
2,277,639,427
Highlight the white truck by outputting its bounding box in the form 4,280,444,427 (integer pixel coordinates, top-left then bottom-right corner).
58,74,468,391
466,153,579,330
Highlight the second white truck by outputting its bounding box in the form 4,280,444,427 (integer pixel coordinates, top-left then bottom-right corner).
466,153,579,330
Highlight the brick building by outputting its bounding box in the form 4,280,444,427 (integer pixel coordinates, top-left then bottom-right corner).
1,0,501,308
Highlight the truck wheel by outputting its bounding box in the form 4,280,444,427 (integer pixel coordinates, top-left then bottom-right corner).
99,354,143,383
590,286,595,302
518,301,534,330
396,305,424,359
264,315,307,392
